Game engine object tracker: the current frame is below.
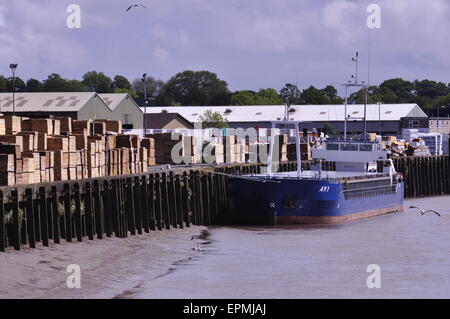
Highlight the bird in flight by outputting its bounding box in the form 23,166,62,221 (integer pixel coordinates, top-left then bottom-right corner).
126,4,146,11
409,206,441,217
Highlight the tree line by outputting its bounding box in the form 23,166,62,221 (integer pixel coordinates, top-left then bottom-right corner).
0,70,449,116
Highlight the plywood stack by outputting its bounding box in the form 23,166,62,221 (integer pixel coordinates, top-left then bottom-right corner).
18,132,38,152
0,118,6,135
257,143,269,164
203,142,224,164
0,135,23,152
235,140,247,163
1,115,21,135
141,138,156,166
93,121,106,135
276,134,288,162
0,154,15,186
30,118,53,135
56,117,72,134
72,119,92,136
287,143,311,161
183,136,201,164
120,147,130,175
106,120,122,134
0,115,232,186
223,136,237,163
96,119,123,134
108,148,119,176
148,133,184,165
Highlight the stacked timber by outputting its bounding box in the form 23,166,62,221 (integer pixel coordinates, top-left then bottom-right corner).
223,136,237,163
236,140,246,163
276,135,288,162
147,133,190,165
204,142,224,164
287,143,311,161
0,115,156,186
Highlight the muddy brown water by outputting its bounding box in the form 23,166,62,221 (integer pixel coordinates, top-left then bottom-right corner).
128,196,450,299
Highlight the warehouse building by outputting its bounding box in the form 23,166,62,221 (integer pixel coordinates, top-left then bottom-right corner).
98,93,143,129
144,112,194,130
143,103,428,136
401,116,450,134
0,92,143,129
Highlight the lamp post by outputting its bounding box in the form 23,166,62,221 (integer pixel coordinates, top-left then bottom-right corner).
142,73,147,135
10,64,18,116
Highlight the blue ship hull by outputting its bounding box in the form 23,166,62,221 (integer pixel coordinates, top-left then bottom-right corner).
229,176,404,225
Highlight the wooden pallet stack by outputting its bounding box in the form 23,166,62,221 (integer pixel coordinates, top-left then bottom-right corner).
204,142,224,164
0,115,158,186
147,133,184,165
287,143,311,161
277,134,288,162
236,139,247,163
223,136,237,163
141,138,156,166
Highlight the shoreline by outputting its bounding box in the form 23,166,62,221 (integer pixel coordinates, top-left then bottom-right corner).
0,226,207,299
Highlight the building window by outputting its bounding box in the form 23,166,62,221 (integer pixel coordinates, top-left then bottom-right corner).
409,120,420,128
430,120,434,127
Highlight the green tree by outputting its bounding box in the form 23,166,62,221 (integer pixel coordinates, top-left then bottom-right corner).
159,70,230,106
257,88,284,105
413,79,450,100
114,88,138,98
132,76,165,99
321,85,344,104
348,86,398,104
279,83,301,106
230,90,259,105
300,86,329,104
7,76,26,92
43,74,69,91
432,94,450,116
0,76,7,92
66,79,88,92
26,78,43,92
198,110,229,128
379,78,414,101
113,75,132,90
82,71,113,93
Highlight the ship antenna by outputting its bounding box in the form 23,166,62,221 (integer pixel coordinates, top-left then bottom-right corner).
344,52,359,140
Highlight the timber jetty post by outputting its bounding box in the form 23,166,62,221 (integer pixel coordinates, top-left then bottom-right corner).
0,156,449,252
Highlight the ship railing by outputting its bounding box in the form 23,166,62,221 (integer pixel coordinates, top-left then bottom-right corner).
342,183,399,193
342,183,399,199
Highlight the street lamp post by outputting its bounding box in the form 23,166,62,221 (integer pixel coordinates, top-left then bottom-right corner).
142,73,147,136
10,64,18,116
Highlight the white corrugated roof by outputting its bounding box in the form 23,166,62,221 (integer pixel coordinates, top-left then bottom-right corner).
98,93,128,111
0,92,97,112
142,105,284,122
288,104,428,121
142,103,427,123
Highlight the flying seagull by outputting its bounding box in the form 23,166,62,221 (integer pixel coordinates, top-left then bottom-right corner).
126,4,146,11
409,206,441,217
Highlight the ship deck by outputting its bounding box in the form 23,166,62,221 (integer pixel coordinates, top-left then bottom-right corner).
245,170,393,183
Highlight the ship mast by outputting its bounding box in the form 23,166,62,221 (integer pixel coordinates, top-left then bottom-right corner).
343,51,369,140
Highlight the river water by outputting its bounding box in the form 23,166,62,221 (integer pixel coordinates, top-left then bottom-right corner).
133,196,450,299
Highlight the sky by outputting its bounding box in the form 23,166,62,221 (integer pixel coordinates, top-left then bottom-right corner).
0,0,449,92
